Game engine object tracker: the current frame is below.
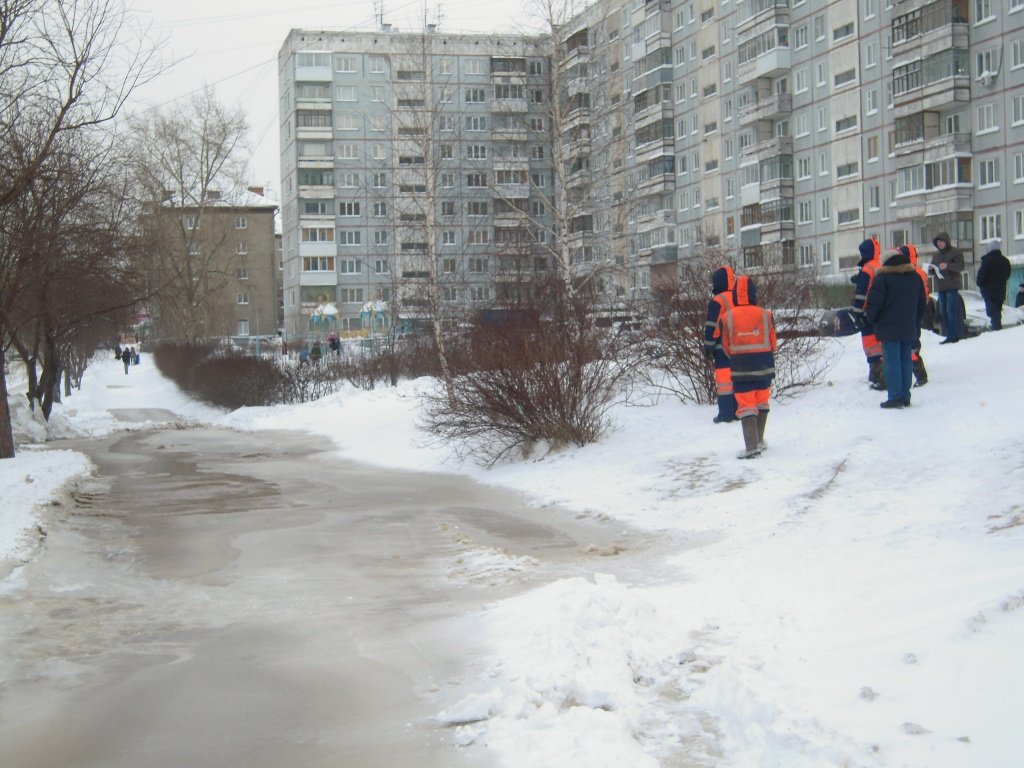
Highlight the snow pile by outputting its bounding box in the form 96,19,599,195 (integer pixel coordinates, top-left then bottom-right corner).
3,326,1023,767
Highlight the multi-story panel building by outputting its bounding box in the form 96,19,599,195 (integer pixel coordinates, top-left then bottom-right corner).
278,28,551,339
148,188,279,342
279,4,1024,326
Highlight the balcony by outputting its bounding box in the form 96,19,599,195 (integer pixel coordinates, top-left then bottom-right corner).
299,270,338,287
925,187,973,217
636,209,676,228
741,135,794,161
492,98,529,114
736,0,790,34
738,92,792,125
737,46,791,84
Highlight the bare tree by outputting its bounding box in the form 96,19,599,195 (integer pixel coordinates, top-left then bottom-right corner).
0,0,161,459
127,89,252,342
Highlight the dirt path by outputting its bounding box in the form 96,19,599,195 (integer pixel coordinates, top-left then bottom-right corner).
0,423,652,768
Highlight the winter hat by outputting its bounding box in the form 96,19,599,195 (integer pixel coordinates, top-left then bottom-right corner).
986,237,1001,252
858,238,877,260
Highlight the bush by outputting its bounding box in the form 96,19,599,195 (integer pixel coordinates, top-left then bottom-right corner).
421,278,645,466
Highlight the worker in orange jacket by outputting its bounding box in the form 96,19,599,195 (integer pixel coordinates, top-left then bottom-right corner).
851,237,885,390
899,244,930,387
716,275,777,459
704,265,738,423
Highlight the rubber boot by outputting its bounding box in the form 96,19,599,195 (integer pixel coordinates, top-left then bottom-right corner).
868,358,886,391
737,416,762,459
912,355,928,387
756,410,768,451
713,393,737,424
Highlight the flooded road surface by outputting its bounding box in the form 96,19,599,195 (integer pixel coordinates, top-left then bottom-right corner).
0,422,649,768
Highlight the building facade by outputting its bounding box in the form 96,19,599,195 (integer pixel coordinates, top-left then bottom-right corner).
148,188,279,342
278,28,553,339
278,1,1024,334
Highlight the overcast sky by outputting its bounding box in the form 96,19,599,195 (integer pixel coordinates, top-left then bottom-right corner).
126,0,549,198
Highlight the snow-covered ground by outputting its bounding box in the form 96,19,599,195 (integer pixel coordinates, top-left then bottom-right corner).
2,329,1022,767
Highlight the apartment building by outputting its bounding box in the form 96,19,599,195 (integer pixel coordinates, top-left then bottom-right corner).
278,28,552,339
278,2,1024,332
148,188,279,342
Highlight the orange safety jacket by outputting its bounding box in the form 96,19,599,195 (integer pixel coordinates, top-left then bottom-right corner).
718,276,777,383
853,238,883,358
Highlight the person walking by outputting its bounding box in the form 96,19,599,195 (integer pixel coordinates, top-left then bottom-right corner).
122,346,131,375
899,244,930,387
975,238,1012,331
851,237,885,390
716,275,777,459
1015,283,1024,309
703,264,738,424
930,231,964,343
865,249,927,409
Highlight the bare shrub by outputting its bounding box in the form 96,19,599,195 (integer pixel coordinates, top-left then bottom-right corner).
421,277,644,466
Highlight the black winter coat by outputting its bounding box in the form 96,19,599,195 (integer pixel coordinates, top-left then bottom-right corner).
865,254,927,342
976,249,1012,300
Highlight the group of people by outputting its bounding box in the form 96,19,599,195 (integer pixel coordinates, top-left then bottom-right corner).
115,344,139,374
852,233,1013,410
703,265,778,460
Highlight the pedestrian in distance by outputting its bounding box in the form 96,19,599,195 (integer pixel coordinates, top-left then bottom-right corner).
930,231,964,343
122,347,131,375
715,275,777,459
865,249,927,409
1015,283,1024,309
703,264,738,424
851,237,886,390
975,238,1012,331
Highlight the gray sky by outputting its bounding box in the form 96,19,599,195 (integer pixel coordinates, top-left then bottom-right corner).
126,0,547,198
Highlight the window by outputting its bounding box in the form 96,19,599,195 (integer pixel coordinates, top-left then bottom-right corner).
441,201,455,216
799,245,814,266
441,172,454,187
468,201,488,216
1015,152,1024,183
820,196,832,220
339,259,362,274
465,59,484,75
438,59,452,75
794,25,808,49
302,199,330,215
869,185,881,210
974,0,992,23
978,158,1000,187
466,173,486,187
184,215,199,230
867,136,879,162
798,201,812,223
373,231,389,246
465,116,487,131
817,62,827,86
338,201,360,217
1014,95,1024,125
979,214,1001,241
335,85,358,102
977,103,997,133
866,41,877,69
795,68,808,93
372,173,386,188
838,208,861,225
814,15,825,40
302,256,334,271
866,89,878,113
370,56,385,73
818,107,828,132
442,231,457,246
296,52,330,68
234,216,247,229
439,144,453,160
798,156,811,179
338,230,361,246
374,259,389,274
468,229,489,244
821,241,832,265
466,144,487,159
837,161,859,178
833,22,854,41
835,115,858,133
236,293,250,305
465,87,486,103
370,116,386,131
237,318,250,337
235,242,248,255
835,69,857,88
301,227,333,242
1016,210,1024,239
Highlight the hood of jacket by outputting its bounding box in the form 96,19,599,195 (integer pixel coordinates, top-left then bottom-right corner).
933,231,952,251
858,237,880,267
711,265,735,295
733,275,757,306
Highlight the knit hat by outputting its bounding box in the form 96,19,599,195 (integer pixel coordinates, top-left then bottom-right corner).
987,237,1001,252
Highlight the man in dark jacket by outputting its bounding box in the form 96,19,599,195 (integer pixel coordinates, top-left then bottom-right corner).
930,231,964,343
865,249,927,409
975,238,1012,330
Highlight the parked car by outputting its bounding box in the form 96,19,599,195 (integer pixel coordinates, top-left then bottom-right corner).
959,290,1024,335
